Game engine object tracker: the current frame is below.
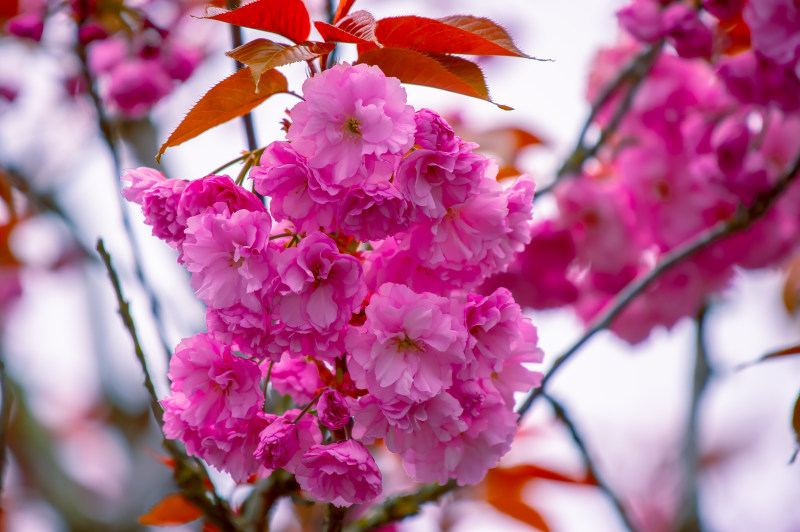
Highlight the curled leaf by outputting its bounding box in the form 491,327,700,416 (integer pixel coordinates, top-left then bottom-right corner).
227,39,335,86
157,68,287,161
139,493,202,526
375,15,535,58
205,0,311,44
333,0,357,24
356,47,511,109
315,10,376,44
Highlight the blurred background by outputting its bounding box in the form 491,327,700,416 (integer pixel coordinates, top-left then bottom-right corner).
0,0,798,530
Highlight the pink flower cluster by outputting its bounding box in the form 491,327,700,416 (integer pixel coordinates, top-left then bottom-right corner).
489,1,800,343
87,13,203,117
123,62,543,506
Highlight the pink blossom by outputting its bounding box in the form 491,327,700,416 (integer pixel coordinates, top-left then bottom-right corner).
254,417,299,470
6,13,44,42
663,4,713,59
166,333,263,428
177,174,265,228
400,178,509,276
141,179,189,246
617,0,665,43
251,141,338,234
268,355,325,404
295,440,382,507
317,390,350,430
120,167,167,204
272,232,366,359
162,399,267,482
743,0,800,68
161,42,203,82
345,283,467,402
89,38,128,75
413,108,459,152
106,59,173,117
395,142,488,221
335,163,409,241
206,302,272,359
288,63,415,182
182,209,276,310
254,409,323,473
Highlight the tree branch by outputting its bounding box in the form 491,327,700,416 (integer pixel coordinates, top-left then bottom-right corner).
96,239,240,532
536,42,663,199
544,393,639,532
0,358,14,498
676,302,712,532
344,479,458,532
518,147,800,419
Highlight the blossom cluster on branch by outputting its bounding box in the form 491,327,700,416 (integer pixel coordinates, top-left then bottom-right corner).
123,62,544,507
488,0,800,343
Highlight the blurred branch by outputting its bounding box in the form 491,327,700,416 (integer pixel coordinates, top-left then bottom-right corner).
344,479,457,531
74,17,174,362
227,0,259,154
96,239,162,417
544,393,639,532
3,167,97,262
325,504,348,532
677,302,712,532
518,147,800,419
240,469,299,532
0,359,13,498
537,42,663,198
96,239,240,531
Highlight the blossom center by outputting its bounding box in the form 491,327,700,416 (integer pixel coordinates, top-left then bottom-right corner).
342,116,362,139
394,334,424,353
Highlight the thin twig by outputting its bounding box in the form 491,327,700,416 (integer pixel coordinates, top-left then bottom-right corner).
544,393,639,532
74,17,175,362
227,0,259,154
0,359,14,498
325,504,348,532
344,479,458,532
96,239,241,531
676,302,712,532
517,148,800,419
536,42,663,198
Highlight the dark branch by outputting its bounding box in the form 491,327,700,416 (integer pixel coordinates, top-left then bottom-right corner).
344,480,458,532
544,393,639,532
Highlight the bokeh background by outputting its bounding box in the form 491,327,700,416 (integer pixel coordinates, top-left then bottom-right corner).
1,0,798,530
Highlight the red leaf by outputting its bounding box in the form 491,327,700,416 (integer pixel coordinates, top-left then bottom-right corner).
157,68,287,161
205,0,311,44
333,0,357,24
139,493,202,526
315,10,376,44
227,39,335,85
355,47,511,109
374,15,531,58
783,255,800,315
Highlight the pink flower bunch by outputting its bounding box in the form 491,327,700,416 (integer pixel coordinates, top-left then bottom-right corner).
87,14,203,117
491,7,800,343
125,62,543,506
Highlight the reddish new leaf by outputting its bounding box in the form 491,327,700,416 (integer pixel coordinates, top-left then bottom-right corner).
157,68,287,161
315,10,376,44
333,0,357,24
356,47,511,109
205,0,311,45
227,39,335,86
139,493,202,526
375,15,531,58
783,255,800,315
